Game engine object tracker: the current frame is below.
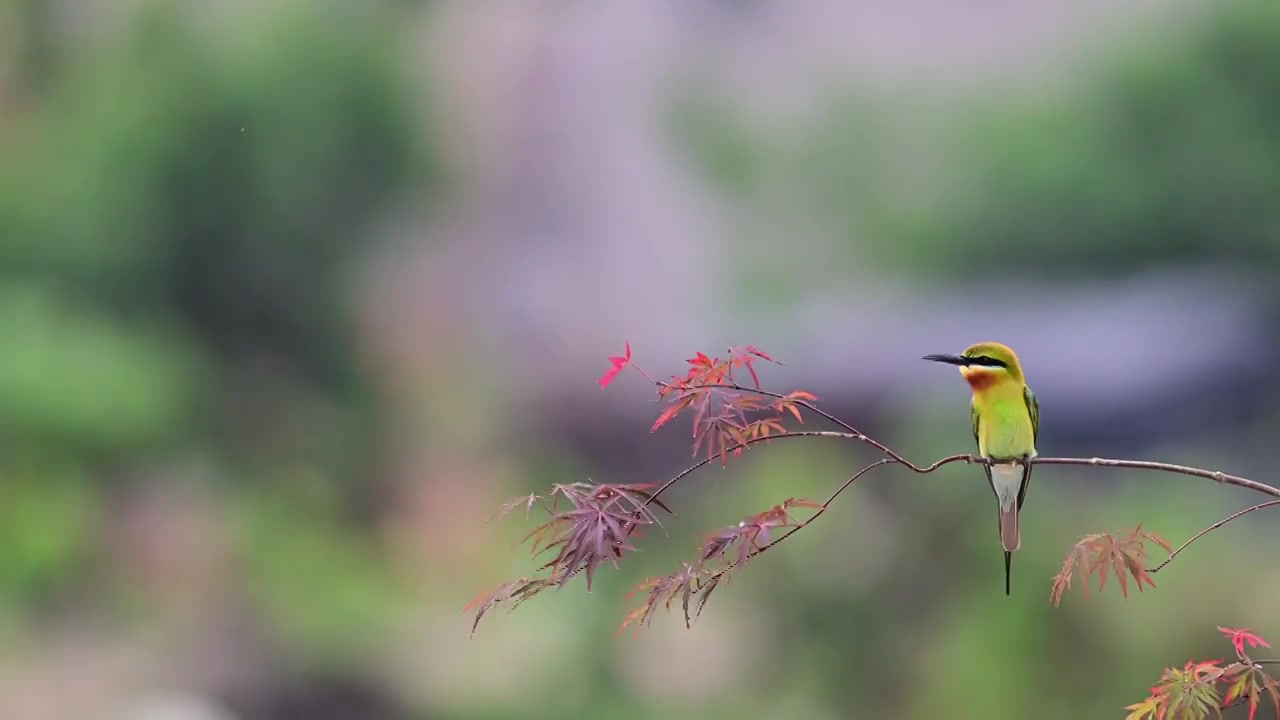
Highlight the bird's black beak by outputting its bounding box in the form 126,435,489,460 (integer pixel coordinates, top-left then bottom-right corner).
921,353,969,367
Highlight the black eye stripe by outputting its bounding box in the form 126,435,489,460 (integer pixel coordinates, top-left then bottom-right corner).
967,355,1008,368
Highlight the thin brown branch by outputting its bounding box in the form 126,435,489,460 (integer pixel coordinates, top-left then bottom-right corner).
688,453,1005,591
1145,499,1280,573
695,458,899,592
644,430,859,506
1031,457,1280,499
679,382,931,468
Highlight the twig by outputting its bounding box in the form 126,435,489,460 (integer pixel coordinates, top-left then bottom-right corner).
1145,500,1280,573
1031,457,1280,499
644,430,859,506
696,458,899,591
683,382,922,467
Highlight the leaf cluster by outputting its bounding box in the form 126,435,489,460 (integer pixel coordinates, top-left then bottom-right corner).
463,482,672,636
1050,524,1171,607
649,346,815,465
1125,628,1279,720
618,497,822,635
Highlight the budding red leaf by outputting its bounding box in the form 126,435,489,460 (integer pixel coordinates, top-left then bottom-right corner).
598,340,632,388
1218,627,1271,659
772,391,819,425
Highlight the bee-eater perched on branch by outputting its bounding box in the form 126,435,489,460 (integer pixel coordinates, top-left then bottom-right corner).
923,342,1039,595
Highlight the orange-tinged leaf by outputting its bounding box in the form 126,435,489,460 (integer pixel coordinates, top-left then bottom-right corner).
1052,527,1167,606
1124,693,1162,720
783,402,804,423
651,393,697,433
1113,546,1131,598
1226,671,1250,705
1050,539,1092,607
1091,542,1113,594
1262,673,1280,720
688,351,713,368
1139,527,1173,553
1186,658,1224,683
747,417,786,442
617,563,706,634
725,345,782,389
729,345,776,363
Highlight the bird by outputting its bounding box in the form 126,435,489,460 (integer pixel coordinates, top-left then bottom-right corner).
922,341,1039,595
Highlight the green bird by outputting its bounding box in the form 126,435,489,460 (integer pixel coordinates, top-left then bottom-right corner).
923,341,1039,595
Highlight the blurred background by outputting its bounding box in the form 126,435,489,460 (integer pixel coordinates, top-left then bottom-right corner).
1,0,1279,718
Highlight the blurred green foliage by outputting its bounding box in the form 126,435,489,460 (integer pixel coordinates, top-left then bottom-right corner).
0,0,429,657
674,0,1280,282
904,0,1280,276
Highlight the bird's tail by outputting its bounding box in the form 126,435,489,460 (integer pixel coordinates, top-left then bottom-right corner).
1004,551,1012,596
998,503,1020,553
998,500,1020,596
990,461,1027,596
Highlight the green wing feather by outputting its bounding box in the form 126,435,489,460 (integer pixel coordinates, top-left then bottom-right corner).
970,401,981,450
970,401,993,485
1024,385,1040,443
1017,385,1039,511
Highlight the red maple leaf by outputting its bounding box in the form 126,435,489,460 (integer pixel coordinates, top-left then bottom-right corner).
1050,524,1169,606
682,351,729,386
1219,627,1272,658
598,340,631,388
699,498,821,568
1126,658,1227,719
650,392,699,433
726,345,781,389
774,390,819,423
